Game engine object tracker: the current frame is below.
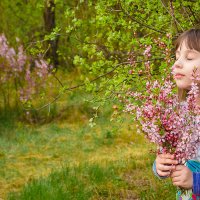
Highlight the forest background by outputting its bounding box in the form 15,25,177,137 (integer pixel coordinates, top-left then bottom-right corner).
0,0,199,199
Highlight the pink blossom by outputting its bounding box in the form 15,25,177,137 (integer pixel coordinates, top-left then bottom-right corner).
124,76,200,164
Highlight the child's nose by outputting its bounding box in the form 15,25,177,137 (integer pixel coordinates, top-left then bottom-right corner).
174,59,183,69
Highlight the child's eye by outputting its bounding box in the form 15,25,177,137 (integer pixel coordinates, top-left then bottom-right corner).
186,57,193,60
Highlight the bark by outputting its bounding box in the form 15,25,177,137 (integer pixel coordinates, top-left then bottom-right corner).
43,0,59,68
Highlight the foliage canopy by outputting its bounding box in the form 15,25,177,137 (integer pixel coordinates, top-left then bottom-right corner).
0,0,200,120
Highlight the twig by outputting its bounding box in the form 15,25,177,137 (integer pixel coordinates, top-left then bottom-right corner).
51,72,64,87
160,0,184,32
23,56,166,111
119,0,166,34
181,5,194,26
23,62,128,111
187,5,199,24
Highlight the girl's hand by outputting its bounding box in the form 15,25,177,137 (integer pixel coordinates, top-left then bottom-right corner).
155,153,178,177
170,165,193,189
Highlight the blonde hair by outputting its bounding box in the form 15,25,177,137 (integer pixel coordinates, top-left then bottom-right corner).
174,29,200,101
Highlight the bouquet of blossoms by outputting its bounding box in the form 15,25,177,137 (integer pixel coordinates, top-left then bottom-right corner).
124,72,200,164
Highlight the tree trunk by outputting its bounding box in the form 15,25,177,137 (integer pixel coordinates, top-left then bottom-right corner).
43,0,59,68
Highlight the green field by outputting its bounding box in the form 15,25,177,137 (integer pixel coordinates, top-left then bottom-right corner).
0,0,198,199
0,102,176,200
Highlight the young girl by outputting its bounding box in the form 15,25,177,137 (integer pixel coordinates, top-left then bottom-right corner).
153,29,200,200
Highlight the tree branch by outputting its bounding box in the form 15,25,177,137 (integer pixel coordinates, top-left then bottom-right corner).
160,0,184,32
23,56,166,111
187,5,199,25
118,0,166,34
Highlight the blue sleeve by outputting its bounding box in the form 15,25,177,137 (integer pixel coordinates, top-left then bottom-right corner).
187,160,200,197
192,172,200,199
186,160,200,172
152,161,168,179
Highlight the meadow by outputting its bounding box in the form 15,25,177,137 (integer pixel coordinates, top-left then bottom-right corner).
0,1,198,199
0,88,176,200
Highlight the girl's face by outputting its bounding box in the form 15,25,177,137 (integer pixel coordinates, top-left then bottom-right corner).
173,40,200,90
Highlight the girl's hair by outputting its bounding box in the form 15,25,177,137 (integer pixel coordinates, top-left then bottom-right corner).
174,29,200,101
175,29,200,52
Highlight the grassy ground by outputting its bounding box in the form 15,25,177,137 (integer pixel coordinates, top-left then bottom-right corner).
0,72,176,199
0,113,176,199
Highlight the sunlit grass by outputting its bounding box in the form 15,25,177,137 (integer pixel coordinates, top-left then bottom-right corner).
0,115,176,199
0,72,176,199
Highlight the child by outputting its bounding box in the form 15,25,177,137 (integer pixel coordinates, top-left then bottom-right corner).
153,29,200,200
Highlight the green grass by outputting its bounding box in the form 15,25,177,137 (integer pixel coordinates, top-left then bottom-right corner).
8,164,120,200
0,117,176,200
6,157,176,200
0,87,176,200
